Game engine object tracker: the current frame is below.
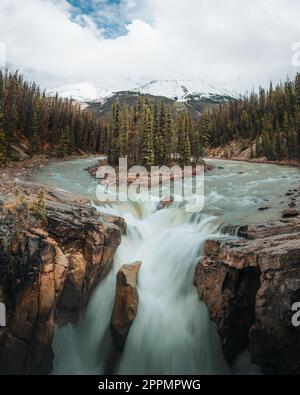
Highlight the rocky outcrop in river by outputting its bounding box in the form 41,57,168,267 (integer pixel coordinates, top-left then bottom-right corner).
195,217,300,374
0,194,124,374
111,262,141,350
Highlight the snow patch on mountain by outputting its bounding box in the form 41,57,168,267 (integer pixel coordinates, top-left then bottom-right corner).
132,79,238,101
47,79,238,103
47,82,112,102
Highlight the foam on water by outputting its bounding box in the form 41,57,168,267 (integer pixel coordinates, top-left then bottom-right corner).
52,201,229,375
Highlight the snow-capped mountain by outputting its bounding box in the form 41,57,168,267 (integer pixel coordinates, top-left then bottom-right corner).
47,79,238,103
47,82,112,103
132,79,238,101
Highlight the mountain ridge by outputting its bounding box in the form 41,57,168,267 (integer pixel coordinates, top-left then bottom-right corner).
47,78,238,104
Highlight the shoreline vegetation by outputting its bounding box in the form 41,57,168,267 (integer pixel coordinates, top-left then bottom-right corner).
206,138,300,168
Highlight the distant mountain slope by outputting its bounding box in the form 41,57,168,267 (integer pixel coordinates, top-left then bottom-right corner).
48,79,238,118
48,79,237,101
131,79,238,102
87,90,234,119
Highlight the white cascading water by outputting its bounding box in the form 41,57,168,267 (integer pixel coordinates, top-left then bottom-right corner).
52,200,230,375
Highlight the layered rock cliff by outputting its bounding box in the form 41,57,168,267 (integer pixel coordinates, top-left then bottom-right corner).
195,217,300,374
0,194,124,374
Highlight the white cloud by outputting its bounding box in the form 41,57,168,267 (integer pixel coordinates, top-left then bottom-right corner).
0,0,300,92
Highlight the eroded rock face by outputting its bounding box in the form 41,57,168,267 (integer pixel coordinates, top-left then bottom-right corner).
195,218,300,374
111,262,142,350
46,201,123,325
237,217,300,239
195,242,260,363
0,199,123,374
0,228,68,374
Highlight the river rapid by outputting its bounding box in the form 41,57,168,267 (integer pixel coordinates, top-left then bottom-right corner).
33,158,300,375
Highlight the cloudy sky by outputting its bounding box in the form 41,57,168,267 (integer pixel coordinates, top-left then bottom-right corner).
0,0,300,93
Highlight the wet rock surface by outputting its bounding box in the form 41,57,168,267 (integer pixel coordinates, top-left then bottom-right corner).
195,216,300,374
0,194,123,374
111,262,142,351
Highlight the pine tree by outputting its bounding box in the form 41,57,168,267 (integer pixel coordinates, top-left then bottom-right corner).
108,101,121,166
30,107,41,154
0,111,6,165
119,107,129,157
142,106,154,168
295,73,300,105
0,73,6,164
57,126,72,157
4,77,19,155
165,106,174,164
295,108,300,160
154,101,167,166
177,112,191,167
283,111,290,158
275,121,282,159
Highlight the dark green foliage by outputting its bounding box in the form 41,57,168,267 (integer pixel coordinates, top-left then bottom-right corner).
205,74,300,161
108,101,121,166
0,79,6,164
177,112,191,167
142,106,155,168
0,70,106,163
106,97,207,168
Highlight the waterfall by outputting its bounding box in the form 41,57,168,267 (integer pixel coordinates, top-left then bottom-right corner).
33,157,300,375
52,200,230,375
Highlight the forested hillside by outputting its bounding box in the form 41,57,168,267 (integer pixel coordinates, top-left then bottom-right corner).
0,70,106,165
1,70,299,168
205,74,300,161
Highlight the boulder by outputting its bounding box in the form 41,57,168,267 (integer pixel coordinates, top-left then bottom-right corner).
282,208,299,218
157,196,174,211
111,262,142,350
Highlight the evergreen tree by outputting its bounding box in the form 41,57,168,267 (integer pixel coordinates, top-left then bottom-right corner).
0,73,6,164
164,106,174,164
0,109,6,164
177,112,191,167
142,106,154,168
154,101,167,166
295,73,300,105
119,107,129,157
57,126,72,157
30,108,41,154
108,101,121,166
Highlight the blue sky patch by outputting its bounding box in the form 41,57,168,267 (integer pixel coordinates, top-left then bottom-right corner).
67,0,135,38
